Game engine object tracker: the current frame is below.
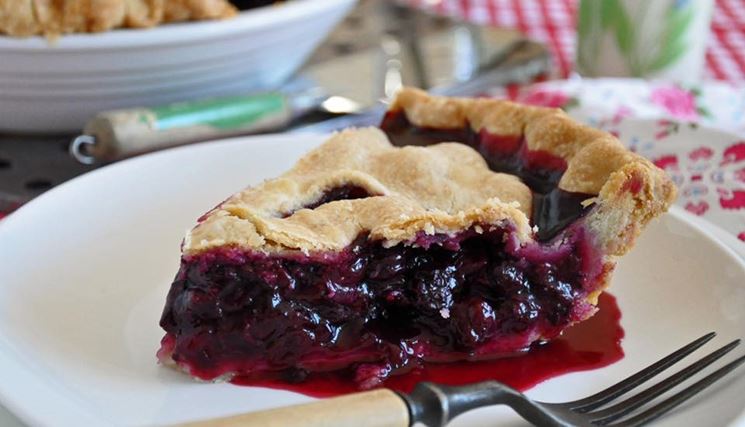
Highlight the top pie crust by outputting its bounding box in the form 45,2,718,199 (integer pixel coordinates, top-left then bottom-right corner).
0,0,236,37
185,88,676,258
185,127,534,255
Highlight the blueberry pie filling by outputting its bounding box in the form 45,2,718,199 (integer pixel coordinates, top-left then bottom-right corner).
158,88,675,389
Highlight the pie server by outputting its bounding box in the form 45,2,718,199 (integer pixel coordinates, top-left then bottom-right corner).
69,1,549,164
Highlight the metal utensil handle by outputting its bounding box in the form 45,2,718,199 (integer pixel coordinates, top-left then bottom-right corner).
404,381,571,427
71,93,292,164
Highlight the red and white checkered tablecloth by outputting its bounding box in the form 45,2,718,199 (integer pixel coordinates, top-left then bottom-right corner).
406,0,745,83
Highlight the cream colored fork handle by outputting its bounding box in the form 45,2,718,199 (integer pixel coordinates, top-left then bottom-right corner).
180,389,410,427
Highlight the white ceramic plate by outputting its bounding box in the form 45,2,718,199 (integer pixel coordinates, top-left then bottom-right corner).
0,134,744,427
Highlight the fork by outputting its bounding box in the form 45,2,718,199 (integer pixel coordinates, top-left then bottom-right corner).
183,332,745,427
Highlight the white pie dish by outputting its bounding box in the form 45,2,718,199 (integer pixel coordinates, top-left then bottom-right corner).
0,0,356,133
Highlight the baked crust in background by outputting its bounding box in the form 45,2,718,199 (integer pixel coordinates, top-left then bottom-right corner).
0,0,236,37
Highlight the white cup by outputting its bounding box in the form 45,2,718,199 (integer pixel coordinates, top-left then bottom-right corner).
576,0,714,84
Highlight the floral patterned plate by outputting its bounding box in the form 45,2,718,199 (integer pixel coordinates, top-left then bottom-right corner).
612,118,745,241
492,78,745,244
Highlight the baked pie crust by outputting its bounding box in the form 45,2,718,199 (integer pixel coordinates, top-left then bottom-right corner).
185,127,534,255
0,0,237,37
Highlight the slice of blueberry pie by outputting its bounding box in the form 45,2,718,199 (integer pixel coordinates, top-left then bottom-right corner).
158,88,675,389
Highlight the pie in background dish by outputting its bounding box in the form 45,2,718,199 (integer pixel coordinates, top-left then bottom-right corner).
158,88,676,389
0,0,238,37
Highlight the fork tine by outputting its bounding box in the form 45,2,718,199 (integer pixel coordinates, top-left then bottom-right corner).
563,332,716,412
612,354,745,427
587,340,741,425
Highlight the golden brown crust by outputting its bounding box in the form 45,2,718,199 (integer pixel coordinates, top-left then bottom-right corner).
389,87,677,256
163,0,237,22
185,127,534,255
124,0,164,28
0,0,236,37
0,1,41,37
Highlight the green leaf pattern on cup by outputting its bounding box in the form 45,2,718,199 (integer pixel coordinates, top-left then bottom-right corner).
577,0,603,75
577,0,695,76
649,4,694,72
605,0,634,55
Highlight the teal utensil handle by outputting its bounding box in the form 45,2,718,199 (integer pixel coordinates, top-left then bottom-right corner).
76,93,291,163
